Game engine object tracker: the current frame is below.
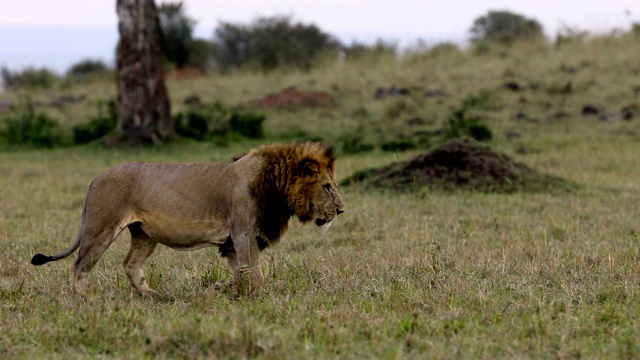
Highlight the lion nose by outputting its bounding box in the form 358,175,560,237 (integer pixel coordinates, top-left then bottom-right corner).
336,208,344,215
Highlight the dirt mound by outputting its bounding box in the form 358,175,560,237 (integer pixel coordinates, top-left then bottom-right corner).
342,138,575,193
241,87,335,110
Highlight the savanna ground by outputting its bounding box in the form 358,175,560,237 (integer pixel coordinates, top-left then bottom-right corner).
1,34,640,358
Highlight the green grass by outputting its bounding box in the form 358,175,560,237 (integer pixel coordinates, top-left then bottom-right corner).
1,33,640,358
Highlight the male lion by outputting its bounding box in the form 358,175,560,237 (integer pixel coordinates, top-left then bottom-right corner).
30,141,345,295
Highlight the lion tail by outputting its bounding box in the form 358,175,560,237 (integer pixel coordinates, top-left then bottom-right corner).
30,237,81,265
30,195,88,266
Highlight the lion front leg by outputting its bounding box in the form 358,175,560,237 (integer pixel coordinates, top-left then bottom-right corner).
234,263,264,295
230,233,264,295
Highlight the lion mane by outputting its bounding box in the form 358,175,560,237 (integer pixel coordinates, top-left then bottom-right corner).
248,141,338,245
31,141,345,295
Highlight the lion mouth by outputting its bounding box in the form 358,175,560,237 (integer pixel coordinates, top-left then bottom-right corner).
315,218,331,227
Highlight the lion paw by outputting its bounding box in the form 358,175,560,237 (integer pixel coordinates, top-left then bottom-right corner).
214,280,234,291
136,286,157,297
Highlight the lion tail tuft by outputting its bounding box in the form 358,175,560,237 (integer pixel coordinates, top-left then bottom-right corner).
30,253,55,266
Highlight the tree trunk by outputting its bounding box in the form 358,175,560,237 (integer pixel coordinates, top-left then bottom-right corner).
109,0,173,146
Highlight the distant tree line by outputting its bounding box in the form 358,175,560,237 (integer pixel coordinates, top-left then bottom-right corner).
8,6,636,91
159,6,342,72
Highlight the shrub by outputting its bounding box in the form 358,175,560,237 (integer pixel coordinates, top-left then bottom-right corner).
155,3,216,70
467,123,493,141
443,92,494,142
187,39,215,70
229,111,265,139
66,59,111,80
175,102,229,141
174,101,264,143
473,41,493,55
382,98,412,120
381,139,417,152
1,66,59,90
341,39,397,62
72,100,117,144
159,2,197,68
175,108,211,140
213,15,339,71
428,42,460,55
460,89,495,110
470,10,544,44
0,103,65,148
338,133,374,154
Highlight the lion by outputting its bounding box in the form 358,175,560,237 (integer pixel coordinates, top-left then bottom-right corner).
30,141,345,295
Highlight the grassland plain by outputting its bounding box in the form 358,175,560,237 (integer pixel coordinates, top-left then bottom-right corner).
2,34,640,358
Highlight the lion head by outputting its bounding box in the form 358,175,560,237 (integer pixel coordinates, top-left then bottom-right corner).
248,141,346,241
291,162,345,227
285,142,346,227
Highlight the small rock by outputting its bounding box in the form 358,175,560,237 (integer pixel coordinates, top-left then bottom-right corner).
504,81,521,91
582,104,601,116
424,89,445,98
621,104,638,121
515,111,529,121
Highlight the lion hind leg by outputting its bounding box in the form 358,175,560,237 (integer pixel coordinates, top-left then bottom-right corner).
72,229,119,293
72,217,130,293
123,223,157,296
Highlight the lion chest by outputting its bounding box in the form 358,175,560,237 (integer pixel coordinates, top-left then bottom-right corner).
138,213,230,250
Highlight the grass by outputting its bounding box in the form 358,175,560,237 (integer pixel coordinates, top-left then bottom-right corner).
2,143,640,358
1,33,640,358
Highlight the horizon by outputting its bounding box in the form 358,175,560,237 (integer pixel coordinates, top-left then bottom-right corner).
1,0,638,75
0,24,470,75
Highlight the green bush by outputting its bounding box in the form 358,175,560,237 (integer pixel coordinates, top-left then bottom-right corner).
470,10,544,44
0,103,65,148
427,42,461,57
1,66,59,90
174,101,264,143
443,92,493,142
342,39,397,62
460,89,494,110
66,59,111,79
176,104,231,142
175,108,211,140
338,133,374,154
381,139,417,152
187,39,215,70
159,2,216,70
213,15,339,71
229,111,265,139
72,100,117,144
467,123,493,141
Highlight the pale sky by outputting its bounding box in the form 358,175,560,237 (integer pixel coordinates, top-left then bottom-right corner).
0,0,638,73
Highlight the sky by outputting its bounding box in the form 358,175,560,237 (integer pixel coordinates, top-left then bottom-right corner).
0,0,638,74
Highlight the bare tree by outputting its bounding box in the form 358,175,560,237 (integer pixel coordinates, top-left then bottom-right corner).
109,0,173,146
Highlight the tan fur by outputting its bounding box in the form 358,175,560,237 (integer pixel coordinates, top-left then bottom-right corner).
31,141,345,295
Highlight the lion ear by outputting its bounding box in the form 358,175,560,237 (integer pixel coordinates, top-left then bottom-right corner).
299,159,320,177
